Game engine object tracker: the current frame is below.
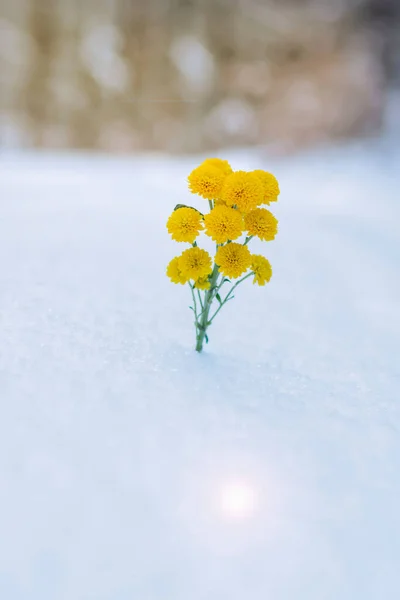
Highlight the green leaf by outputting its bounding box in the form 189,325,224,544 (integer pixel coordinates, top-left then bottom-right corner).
174,204,204,217
223,278,231,284
216,293,222,304
205,333,209,344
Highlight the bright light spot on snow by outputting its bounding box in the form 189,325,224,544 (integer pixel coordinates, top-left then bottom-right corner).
218,480,258,520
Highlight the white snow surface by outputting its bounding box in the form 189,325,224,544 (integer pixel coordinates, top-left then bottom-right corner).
1,139,400,599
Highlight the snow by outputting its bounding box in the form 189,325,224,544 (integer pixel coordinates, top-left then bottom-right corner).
0,138,399,599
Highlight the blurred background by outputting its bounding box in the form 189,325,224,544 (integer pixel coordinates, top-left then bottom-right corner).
1,0,399,155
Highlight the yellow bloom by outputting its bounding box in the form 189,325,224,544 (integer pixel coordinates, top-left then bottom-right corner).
188,163,226,200
179,247,212,280
204,205,243,244
244,208,278,241
194,276,211,290
167,207,203,243
166,256,188,285
250,255,272,286
202,158,233,176
253,170,280,204
221,171,264,212
215,242,251,279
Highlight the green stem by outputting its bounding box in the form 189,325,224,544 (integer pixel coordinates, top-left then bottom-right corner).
209,272,253,323
196,288,204,312
189,283,199,336
244,235,253,245
214,276,229,295
195,263,219,352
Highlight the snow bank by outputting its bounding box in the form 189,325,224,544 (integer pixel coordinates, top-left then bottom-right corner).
0,139,399,599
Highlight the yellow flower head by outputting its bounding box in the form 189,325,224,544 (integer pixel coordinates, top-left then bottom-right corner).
250,255,272,286
188,163,226,200
244,208,278,241
167,207,203,243
194,276,211,290
202,158,233,176
166,256,188,285
253,170,280,204
204,205,243,244
179,247,212,280
221,171,264,212
215,242,251,279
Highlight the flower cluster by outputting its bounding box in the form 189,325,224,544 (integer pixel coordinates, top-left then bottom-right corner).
166,158,280,351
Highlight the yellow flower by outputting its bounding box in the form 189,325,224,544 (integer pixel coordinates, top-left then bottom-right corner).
204,205,243,243
166,256,188,285
194,276,211,290
215,242,251,279
179,247,212,280
202,158,233,176
167,207,203,243
244,208,278,241
253,170,280,204
188,163,226,200
250,255,272,286
221,171,264,212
